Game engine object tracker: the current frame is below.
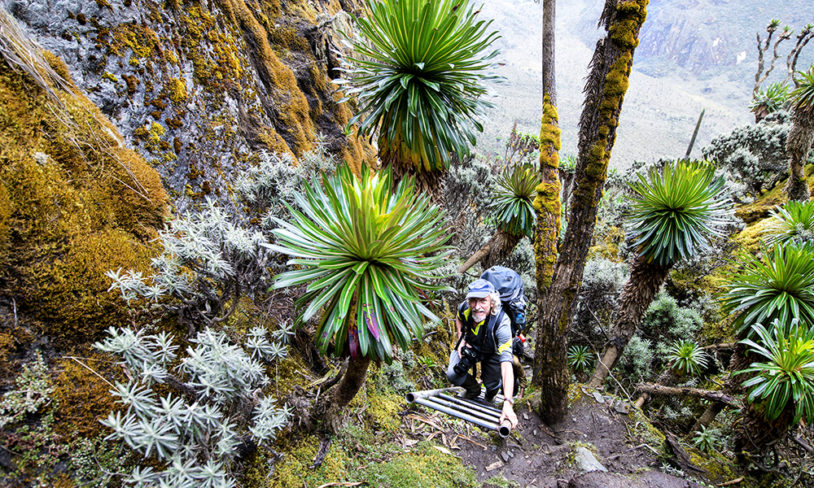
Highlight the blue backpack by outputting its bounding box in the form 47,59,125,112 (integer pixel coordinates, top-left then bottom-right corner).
480,266,527,336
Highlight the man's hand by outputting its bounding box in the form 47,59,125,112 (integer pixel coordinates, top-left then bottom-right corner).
457,340,467,358
500,401,518,430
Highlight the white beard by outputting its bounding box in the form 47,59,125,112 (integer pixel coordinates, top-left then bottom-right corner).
472,310,488,323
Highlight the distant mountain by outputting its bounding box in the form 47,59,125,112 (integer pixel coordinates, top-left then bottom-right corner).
476,0,814,169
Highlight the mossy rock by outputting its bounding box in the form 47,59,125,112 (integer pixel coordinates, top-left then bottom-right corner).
0,50,167,350
735,164,814,224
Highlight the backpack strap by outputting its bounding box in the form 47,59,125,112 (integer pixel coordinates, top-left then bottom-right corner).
486,309,506,352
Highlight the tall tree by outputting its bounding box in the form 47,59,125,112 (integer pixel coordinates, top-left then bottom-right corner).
587,161,730,388
339,0,499,193
532,0,649,424
532,0,562,294
784,66,814,201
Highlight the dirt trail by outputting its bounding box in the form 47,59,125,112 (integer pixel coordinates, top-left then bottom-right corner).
405,389,706,488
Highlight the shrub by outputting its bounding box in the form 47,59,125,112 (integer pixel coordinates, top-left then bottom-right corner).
617,336,654,383
666,340,708,376
95,325,292,487
702,111,798,197
339,0,500,171
722,243,814,338
692,425,722,453
766,199,814,247
640,292,705,355
567,345,592,373
107,197,275,329
270,164,452,363
491,163,539,238
572,258,628,347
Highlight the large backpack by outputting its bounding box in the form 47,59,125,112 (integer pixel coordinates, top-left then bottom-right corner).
480,266,526,336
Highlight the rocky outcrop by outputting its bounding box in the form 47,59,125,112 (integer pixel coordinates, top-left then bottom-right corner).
4,0,375,208
0,9,169,371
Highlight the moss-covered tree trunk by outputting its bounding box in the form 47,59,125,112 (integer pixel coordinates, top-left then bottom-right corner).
532,0,648,424
784,109,813,202
588,255,670,388
532,0,562,294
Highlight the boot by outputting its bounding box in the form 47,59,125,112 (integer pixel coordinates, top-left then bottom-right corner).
461,375,482,399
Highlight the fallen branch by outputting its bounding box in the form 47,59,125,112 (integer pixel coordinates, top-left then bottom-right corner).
792,435,814,455
718,477,744,487
317,483,365,488
635,383,740,408
701,343,736,351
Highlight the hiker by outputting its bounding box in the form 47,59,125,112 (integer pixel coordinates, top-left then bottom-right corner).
480,266,528,398
446,278,519,430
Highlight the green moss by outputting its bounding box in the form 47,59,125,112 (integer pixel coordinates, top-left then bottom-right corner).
365,383,404,433
735,166,814,223
362,443,477,487
0,51,167,348
687,447,737,484
587,225,623,261
269,25,310,52
101,72,117,83
533,94,563,290
627,405,666,446
52,352,120,438
268,434,350,488
608,1,648,49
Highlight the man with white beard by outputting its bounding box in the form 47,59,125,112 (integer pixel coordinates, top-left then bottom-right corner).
446,279,518,430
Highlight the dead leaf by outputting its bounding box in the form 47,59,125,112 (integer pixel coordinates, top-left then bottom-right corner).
485,461,503,472
434,445,453,456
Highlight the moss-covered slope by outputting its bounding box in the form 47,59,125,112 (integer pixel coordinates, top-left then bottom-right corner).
9,0,376,204
0,34,168,366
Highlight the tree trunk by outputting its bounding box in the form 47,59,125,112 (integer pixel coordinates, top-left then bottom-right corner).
458,230,521,274
532,0,562,293
634,361,678,408
691,342,749,433
784,109,813,202
733,403,794,462
588,255,669,388
532,0,649,425
385,156,446,202
634,383,739,407
320,354,371,433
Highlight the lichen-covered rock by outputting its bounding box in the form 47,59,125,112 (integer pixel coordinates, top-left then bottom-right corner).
6,0,375,208
0,15,168,359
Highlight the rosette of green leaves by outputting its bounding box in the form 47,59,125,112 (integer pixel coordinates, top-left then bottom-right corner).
337,0,500,172
567,345,592,372
767,200,814,247
666,340,708,376
722,243,814,338
269,164,453,363
626,160,730,266
492,163,540,238
791,66,814,116
737,319,814,424
749,82,789,114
